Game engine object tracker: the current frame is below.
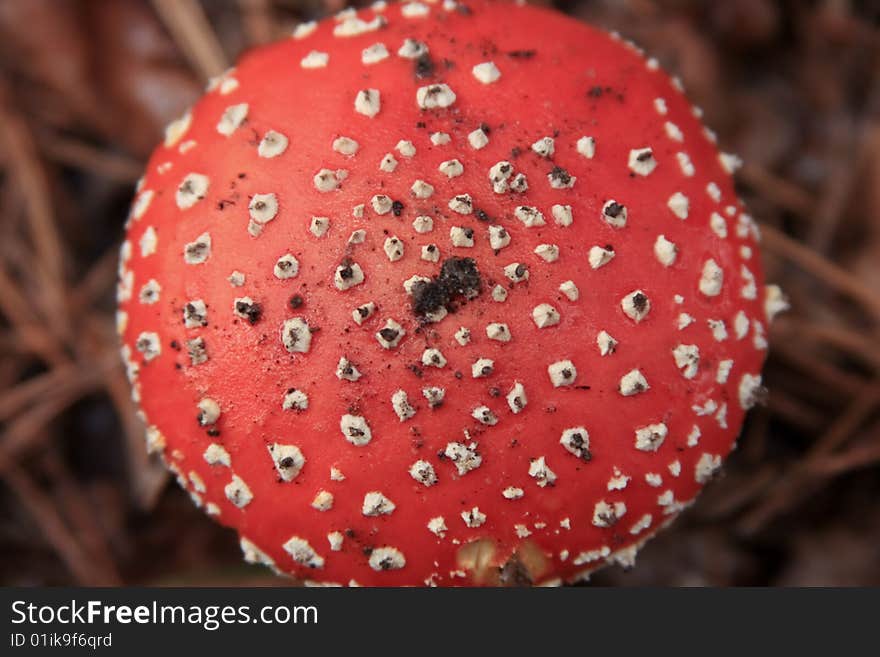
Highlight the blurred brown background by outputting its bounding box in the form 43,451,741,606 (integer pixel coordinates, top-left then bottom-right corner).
0,0,878,586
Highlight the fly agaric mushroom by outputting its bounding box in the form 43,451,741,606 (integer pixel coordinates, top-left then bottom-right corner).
118,0,784,586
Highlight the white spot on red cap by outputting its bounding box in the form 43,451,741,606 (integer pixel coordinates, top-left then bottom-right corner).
340,414,372,446
224,474,253,508
362,42,390,64
559,280,579,301
448,194,474,215
411,179,434,198
183,233,211,264
310,216,330,237
468,127,489,150
183,300,207,328
328,532,344,551
396,140,416,158
588,245,614,270
489,226,511,250
695,453,722,483
576,136,596,159
164,113,191,148
332,136,359,156
439,159,464,178
764,285,790,322
444,441,482,475
138,280,161,305
619,369,649,396
592,500,626,527
204,443,230,467
352,302,376,326
635,423,668,452
423,386,445,408
130,189,154,221
672,344,700,379
383,236,404,261
532,303,560,328
412,216,433,234
506,382,527,413
258,130,288,159
472,61,501,84
176,174,209,210
548,360,577,387
515,206,545,227
667,192,689,219
716,359,734,384
630,514,652,535
461,507,487,528
409,460,438,486
416,83,457,109
368,547,406,571
363,491,396,516
283,536,324,569
336,356,362,382
400,2,431,18
534,244,559,262
472,406,497,426
719,152,743,174
486,322,511,342
597,331,617,356
741,265,757,300
628,147,657,176
216,103,248,136
135,332,161,361
706,182,722,203
427,516,447,537
450,226,475,247
552,204,573,227
601,200,627,228
274,254,300,279
334,262,365,290
282,388,309,411
355,89,381,117
334,14,387,38
528,457,557,487
654,235,678,267
313,168,345,192
676,152,695,177
560,427,590,460
738,373,765,410
471,357,494,378
621,290,650,322
708,318,728,341
699,259,724,297
398,38,428,59
292,21,317,39
281,318,312,353
421,244,440,262
531,137,555,157
710,212,728,239
391,390,416,421
267,443,305,482
375,318,405,348
301,50,329,68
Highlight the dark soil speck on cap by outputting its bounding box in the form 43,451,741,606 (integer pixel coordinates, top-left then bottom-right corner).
411,257,482,319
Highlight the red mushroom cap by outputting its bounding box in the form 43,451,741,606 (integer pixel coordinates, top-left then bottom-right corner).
118,0,777,586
